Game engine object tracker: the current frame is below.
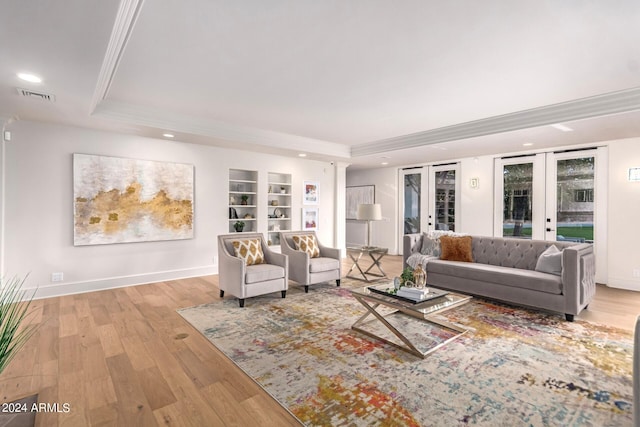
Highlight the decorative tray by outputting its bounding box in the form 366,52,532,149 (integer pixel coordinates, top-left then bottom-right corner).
367,285,449,304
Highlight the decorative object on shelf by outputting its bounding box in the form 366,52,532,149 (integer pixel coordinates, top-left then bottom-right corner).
303,181,319,205
280,186,287,194
302,207,319,230
357,203,382,248
271,200,278,206
243,213,252,219
413,264,427,288
233,221,245,232
241,195,249,205
268,185,273,193
229,207,238,219
229,195,236,204
274,208,283,218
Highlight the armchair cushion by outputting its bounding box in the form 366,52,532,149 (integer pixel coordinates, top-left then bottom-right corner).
232,238,265,265
292,234,320,258
245,264,285,284
309,257,340,273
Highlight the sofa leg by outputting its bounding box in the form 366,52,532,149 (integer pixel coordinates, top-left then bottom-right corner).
565,313,574,322
219,290,224,298
239,299,245,308
281,290,287,299
304,285,309,293
336,279,341,287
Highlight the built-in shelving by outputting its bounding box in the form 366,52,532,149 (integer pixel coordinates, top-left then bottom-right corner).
229,169,258,233
266,172,292,246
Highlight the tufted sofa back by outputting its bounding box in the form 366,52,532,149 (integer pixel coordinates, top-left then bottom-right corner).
471,236,577,271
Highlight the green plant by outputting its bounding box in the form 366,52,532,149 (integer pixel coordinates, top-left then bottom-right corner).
241,194,249,202
0,275,37,374
234,221,245,232
399,267,414,287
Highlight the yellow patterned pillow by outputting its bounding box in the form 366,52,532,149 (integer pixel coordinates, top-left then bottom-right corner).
232,239,264,266
292,234,320,258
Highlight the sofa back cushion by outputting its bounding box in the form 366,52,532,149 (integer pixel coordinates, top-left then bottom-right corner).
471,236,575,270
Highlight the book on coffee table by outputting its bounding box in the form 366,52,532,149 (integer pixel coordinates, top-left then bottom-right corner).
367,285,449,304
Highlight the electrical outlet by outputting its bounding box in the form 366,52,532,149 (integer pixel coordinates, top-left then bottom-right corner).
633,269,640,279
51,272,64,282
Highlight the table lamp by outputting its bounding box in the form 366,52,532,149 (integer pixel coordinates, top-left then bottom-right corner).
357,203,382,248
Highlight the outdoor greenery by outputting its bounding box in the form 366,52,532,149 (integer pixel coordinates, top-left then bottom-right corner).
503,226,593,241
0,276,37,374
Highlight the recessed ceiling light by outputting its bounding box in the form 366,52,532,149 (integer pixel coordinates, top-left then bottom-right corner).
162,133,175,138
17,73,42,83
298,153,307,157
550,123,573,132
523,142,534,147
381,162,389,166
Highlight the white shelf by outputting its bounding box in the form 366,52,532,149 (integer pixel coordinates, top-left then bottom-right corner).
229,179,257,184
229,218,256,221
230,191,257,195
230,205,257,208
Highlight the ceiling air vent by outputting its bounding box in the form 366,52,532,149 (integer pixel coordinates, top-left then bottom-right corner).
16,87,55,102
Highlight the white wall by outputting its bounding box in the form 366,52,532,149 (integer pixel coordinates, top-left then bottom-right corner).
607,138,640,290
459,156,495,236
1,121,335,298
346,167,398,254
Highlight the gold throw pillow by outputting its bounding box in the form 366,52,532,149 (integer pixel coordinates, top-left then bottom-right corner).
232,239,265,266
292,234,320,258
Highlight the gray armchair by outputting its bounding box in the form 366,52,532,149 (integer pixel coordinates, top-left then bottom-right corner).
279,231,341,293
217,233,288,307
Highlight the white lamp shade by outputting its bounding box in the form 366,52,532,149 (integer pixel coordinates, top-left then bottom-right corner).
357,204,382,221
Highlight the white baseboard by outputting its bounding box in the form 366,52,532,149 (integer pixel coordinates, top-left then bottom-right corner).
605,277,640,291
31,265,218,300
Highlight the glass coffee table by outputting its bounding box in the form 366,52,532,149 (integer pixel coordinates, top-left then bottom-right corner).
350,284,472,358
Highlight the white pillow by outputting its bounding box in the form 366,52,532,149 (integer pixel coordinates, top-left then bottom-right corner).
535,245,563,276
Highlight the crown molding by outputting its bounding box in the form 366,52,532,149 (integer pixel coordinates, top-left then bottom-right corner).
93,100,351,158
89,0,145,113
352,86,640,157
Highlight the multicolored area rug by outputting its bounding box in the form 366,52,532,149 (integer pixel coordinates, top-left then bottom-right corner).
178,281,633,426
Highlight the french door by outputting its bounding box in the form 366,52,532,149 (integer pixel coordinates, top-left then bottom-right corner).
400,164,460,245
495,148,607,281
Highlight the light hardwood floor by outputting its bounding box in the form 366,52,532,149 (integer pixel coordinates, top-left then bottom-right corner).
1,255,638,426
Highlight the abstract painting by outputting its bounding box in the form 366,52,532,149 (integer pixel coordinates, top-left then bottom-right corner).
73,154,194,245
346,185,374,219
302,207,318,230
303,181,319,205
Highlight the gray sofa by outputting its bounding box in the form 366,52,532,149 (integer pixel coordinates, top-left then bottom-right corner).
403,234,596,321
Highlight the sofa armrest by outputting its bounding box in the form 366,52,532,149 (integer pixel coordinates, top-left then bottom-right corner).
403,233,423,268
562,243,596,315
217,239,246,296
318,244,341,261
280,238,310,284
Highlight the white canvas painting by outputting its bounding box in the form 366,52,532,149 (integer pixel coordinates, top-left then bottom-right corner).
73,154,194,245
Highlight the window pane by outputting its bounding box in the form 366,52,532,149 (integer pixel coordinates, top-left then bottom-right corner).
434,170,455,231
556,157,594,242
404,173,421,233
503,163,533,239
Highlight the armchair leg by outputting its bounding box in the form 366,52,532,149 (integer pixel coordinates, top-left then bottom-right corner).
219,290,224,298
281,290,287,299
304,285,309,293
336,279,341,287
239,299,245,308
565,313,574,322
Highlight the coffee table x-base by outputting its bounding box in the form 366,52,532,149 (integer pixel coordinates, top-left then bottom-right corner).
350,286,472,358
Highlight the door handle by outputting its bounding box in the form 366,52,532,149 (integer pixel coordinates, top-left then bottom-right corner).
546,228,555,232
